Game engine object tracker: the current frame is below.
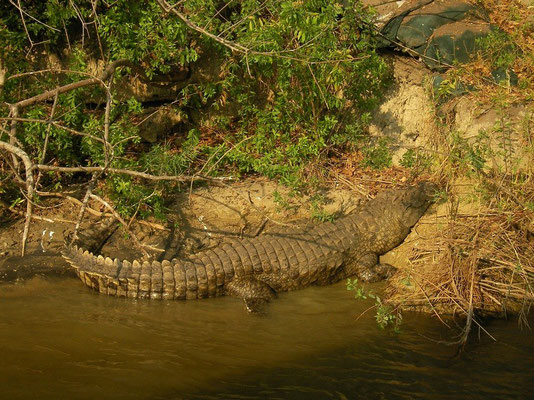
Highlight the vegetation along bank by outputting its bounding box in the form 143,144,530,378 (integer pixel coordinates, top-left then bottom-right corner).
0,0,532,341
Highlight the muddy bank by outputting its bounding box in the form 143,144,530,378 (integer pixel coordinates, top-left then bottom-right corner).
2,49,532,321
0,178,369,282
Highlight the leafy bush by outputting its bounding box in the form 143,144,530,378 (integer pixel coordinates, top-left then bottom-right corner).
1,0,390,216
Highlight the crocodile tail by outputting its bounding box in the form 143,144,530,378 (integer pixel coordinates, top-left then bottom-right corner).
62,244,124,296
61,245,217,300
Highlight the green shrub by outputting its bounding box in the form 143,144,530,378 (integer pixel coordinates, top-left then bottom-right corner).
1,0,390,217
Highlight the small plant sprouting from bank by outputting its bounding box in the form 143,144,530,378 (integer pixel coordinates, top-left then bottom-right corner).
310,194,336,223
399,148,434,173
360,138,393,170
347,278,402,331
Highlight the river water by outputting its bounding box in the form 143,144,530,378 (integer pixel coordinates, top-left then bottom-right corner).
1,276,533,399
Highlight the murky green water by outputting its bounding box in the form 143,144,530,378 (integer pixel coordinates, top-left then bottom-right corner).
1,276,533,400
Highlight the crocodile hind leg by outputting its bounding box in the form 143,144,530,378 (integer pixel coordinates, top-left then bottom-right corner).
359,263,396,283
225,277,277,312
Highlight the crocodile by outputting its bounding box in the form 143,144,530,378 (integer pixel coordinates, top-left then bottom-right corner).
62,182,436,310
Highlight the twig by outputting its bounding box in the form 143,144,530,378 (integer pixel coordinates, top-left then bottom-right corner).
103,78,113,168
89,193,150,258
3,205,76,224
253,218,268,237
8,0,60,33
14,0,34,51
35,90,59,187
72,175,97,244
36,191,170,231
307,64,329,110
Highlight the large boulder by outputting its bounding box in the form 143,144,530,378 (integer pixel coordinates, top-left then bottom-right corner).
363,0,493,70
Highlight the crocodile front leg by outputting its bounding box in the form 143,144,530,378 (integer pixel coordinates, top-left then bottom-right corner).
225,277,277,312
330,252,381,283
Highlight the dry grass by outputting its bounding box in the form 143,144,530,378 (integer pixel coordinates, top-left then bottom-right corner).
386,0,534,333
386,174,534,329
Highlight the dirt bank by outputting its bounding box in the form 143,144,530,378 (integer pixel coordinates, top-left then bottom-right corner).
0,178,371,280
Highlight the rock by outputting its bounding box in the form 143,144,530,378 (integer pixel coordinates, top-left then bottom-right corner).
491,67,519,86
364,0,493,70
137,106,185,143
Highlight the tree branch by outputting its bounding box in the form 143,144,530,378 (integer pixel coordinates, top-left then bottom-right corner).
11,59,131,109
89,193,150,258
34,164,234,182
0,140,35,256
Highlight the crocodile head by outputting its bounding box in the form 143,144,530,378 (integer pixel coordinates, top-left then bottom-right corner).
398,181,437,228
369,181,437,254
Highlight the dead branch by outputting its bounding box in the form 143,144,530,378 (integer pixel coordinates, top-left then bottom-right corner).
103,78,113,168
72,175,97,244
11,58,130,109
0,140,35,256
35,90,59,187
156,0,249,54
34,164,234,182
89,193,150,258
36,191,170,231
2,203,76,224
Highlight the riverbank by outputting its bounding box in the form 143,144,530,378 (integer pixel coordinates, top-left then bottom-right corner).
1,0,533,335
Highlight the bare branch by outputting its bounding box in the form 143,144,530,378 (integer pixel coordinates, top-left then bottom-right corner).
89,193,150,258
8,0,61,32
11,59,131,109
14,0,34,50
7,107,20,174
36,191,170,231
0,58,6,92
35,90,60,187
103,80,113,167
71,176,97,244
157,0,249,54
0,140,35,256
34,164,234,182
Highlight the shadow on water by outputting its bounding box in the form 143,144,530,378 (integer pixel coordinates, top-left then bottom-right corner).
1,275,533,400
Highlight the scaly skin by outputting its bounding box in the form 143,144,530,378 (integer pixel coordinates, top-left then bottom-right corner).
62,182,435,306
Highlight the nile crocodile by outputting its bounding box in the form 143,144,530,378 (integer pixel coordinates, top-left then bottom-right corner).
62,182,435,310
